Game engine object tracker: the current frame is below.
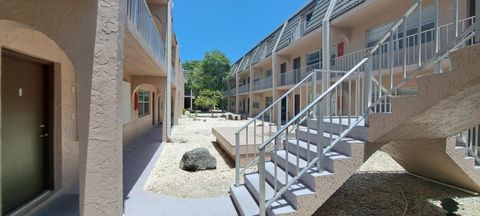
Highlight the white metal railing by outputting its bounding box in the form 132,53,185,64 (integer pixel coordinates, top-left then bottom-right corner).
332,16,476,73
459,125,480,164
249,0,477,214
238,84,250,94
279,63,321,86
126,0,166,66
253,77,273,91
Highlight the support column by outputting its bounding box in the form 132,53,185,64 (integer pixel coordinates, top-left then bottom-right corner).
235,71,239,113
165,0,173,140
80,0,125,215
249,67,254,116
476,0,480,43
272,22,287,124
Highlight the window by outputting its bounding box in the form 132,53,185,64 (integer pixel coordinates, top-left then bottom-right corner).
304,11,314,28
253,97,260,109
306,51,321,69
265,97,273,108
265,70,272,79
367,5,435,48
137,90,151,117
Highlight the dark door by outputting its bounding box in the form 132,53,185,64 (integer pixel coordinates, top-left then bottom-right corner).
294,95,300,116
293,57,301,83
152,92,156,125
247,98,250,114
242,98,246,113
281,97,287,123
1,50,53,214
280,63,287,85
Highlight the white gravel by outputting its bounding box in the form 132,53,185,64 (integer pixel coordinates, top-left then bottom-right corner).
144,116,480,215
144,115,249,198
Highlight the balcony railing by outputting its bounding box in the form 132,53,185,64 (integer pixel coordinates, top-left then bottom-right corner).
252,77,273,91
223,88,236,96
459,125,480,164
332,16,476,72
238,84,250,94
127,0,166,66
279,63,321,86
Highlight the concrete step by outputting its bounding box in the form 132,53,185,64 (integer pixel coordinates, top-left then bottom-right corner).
307,117,367,142
297,128,364,156
244,173,297,216
230,185,259,216
272,149,349,175
286,138,354,162
264,162,316,209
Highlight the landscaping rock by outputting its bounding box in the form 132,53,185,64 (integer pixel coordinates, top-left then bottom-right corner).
179,148,217,171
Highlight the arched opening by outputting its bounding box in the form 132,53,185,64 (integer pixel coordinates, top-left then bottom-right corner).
0,20,78,215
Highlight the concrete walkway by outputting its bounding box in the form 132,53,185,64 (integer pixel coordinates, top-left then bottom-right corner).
36,125,237,216
123,125,237,216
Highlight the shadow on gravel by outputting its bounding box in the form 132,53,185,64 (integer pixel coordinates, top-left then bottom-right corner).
314,172,476,216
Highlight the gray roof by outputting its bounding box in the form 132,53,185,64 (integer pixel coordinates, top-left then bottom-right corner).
232,0,365,73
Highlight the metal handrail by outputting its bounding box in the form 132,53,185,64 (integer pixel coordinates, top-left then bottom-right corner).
255,1,478,214
260,13,476,212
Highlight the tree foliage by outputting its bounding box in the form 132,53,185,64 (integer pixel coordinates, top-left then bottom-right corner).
194,89,223,111
183,50,231,93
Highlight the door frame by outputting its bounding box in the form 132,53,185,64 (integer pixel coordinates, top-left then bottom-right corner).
1,48,58,215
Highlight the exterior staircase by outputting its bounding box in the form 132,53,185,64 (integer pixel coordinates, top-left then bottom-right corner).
231,119,366,216
229,1,479,215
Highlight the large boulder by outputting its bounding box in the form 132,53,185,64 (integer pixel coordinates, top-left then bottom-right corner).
179,148,217,171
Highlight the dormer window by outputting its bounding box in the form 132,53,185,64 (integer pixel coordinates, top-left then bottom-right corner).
304,11,314,28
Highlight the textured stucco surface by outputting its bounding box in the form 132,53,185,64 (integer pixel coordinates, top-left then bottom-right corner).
80,0,125,215
368,45,480,143
383,138,480,192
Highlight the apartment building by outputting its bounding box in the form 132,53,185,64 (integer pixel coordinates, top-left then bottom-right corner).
0,0,183,215
220,0,480,215
224,0,475,120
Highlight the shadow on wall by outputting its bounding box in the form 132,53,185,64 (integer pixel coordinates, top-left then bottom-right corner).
313,172,475,215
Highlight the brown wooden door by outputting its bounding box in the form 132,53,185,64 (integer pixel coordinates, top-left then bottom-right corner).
1,50,53,214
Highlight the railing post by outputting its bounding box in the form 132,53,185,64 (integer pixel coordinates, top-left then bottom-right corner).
259,150,266,216
277,102,282,127
434,0,441,74
235,132,240,187
417,0,422,66
454,0,459,38
316,100,324,172
364,57,373,126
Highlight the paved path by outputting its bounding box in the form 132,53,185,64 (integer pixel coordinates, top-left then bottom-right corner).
36,125,237,216
123,125,237,216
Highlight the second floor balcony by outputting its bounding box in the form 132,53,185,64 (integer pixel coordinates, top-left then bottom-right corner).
252,77,273,91
238,84,250,94
125,0,167,77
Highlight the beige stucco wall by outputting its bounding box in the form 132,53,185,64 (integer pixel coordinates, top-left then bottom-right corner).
0,20,79,215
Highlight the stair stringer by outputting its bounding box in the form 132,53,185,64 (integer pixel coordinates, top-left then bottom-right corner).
286,142,366,216
368,44,480,143
381,137,480,193
445,136,480,192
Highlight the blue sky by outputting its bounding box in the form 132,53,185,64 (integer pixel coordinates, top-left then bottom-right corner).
173,0,308,64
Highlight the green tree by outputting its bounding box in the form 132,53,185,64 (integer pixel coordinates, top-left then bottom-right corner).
184,50,231,93
194,89,223,115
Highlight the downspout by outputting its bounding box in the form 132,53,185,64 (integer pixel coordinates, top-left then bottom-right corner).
165,0,173,141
